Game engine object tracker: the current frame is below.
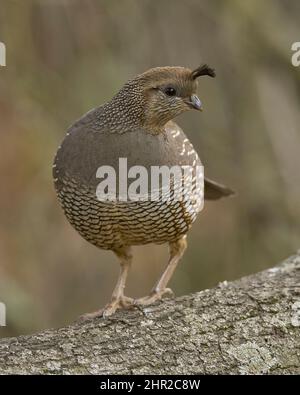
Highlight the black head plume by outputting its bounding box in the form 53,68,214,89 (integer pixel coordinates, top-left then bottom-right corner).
191,64,216,80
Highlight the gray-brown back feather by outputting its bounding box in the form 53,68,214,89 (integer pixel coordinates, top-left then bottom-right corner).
54,112,201,191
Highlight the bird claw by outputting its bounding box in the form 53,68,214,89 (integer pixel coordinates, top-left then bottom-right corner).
134,288,175,307
102,296,135,317
77,309,104,322
76,296,134,322
76,288,175,321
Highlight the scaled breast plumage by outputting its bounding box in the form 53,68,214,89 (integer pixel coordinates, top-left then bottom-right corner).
53,108,202,249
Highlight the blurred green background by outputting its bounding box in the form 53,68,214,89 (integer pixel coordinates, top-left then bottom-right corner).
0,0,300,337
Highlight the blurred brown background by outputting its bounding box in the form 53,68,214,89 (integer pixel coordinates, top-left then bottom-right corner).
0,0,300,337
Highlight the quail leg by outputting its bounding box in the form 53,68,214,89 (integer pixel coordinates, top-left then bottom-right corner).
78,246,134,321
134,236,187,306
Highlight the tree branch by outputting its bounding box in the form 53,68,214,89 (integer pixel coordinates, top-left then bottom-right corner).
1,253,300,374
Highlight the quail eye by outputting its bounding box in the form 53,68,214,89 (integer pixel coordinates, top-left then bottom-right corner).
163,86,177,97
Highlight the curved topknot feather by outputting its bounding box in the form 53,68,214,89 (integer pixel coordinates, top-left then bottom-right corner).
191,64,216,80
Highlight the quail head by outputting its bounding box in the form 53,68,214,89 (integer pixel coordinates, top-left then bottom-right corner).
53,64,234,319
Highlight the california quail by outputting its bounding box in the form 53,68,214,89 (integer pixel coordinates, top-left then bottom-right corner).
53,65,234,319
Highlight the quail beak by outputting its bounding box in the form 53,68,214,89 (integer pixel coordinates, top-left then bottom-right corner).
185,94,203,111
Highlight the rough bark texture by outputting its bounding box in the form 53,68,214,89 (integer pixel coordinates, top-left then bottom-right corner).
0,253,300,375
